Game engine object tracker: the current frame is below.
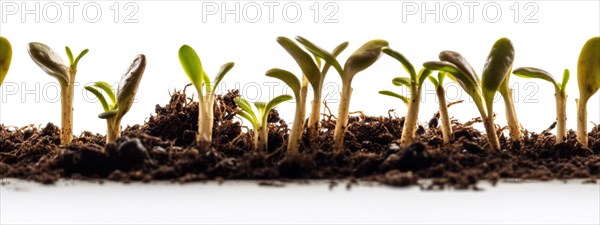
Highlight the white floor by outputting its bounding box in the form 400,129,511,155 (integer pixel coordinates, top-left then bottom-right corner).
1,178,599,224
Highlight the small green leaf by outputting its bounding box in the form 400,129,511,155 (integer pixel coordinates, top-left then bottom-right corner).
439,51,479,83
254,101,267,122
178,45,204,95
577,37,600,102
94,81,116,105
264,94,293,122
72,49,89,70
322,41,349,76
276,37,320,89
382,47,416,80
234,97,257,121
98,110,118,119
235,110,258,129
379,90,408,104
392,77,411,87
481,38,515,103
27,42,70,85
266,68,301,98
314,54,322,68
423,61,477,93
296,36,344,77
343,39,389,80
512,67,558,86
65,46,74,65
84,85,110,111
116,54,147,119
428,75,439,87
417,68,432,87
437,71,446,84
0,36,12,85
561,69,570,92
213,62,234,93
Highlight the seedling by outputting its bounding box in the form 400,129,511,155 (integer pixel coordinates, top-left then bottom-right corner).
234,95,292,151
379,47,432,147
0,36,12,85
28,42,89,145
178,45,235,149
513,67,570,143
85,55,147,143
295,37,349,146
424,38,515,151
576,37,600,147
299,39,388,153
267,36,348,154
428,72,454,144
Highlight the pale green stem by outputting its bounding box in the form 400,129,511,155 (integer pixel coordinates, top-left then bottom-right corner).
555,90,567,143
501,88,522,141
576,98,588,147
333,82,353,153
400,84,421,147
60,68,75,145
436,86,453,144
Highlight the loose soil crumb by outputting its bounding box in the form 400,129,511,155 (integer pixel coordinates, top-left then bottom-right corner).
1,89,599,189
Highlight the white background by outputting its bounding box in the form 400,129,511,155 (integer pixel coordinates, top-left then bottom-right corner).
1,1,600,224
0,0,598,135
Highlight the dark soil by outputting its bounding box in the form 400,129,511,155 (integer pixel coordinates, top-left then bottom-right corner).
1,88,599,189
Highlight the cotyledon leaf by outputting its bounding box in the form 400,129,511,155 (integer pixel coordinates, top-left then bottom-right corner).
577,37,600,101
236,110,257,128
116,54,147,118
234,97,257,121
383,47,416,80
439,51,479,84
512,67,558,88
417,68,432,87
378,90,408,104
264,94,293,120
561,69,570,92
28,42,69,84
392,77,411,87
423,61,476,94
276,37,320,89
481,38,515,102
212,62,235,94
93,81,116,105
0,36,12,85
84,85,110,111
99,110,118,119
428,76,439,87
178,45,204,95
266,68,301,98
321,41,349,76
343,39,389,80
296,36,344,78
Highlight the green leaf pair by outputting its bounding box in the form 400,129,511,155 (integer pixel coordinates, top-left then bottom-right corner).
178,45,234,98
0,36,12,85
513,67,570,95
234,95,292,131
378,48,432,105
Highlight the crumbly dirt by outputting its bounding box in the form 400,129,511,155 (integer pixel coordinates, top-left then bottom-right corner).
1,88,599,189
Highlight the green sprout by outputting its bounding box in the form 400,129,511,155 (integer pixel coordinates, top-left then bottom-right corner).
428,72,454,144
0,36,12,85
266,36,348,154
178,45,235,149
513,68,570,143
576,37,600,147
378,47,432,147
85,55,147,143
424,38,515,151
299,39,388,153
28,42,89,145
234,95,292,151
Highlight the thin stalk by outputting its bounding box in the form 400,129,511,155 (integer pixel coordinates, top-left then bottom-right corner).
576,98,588,147
257,122,268,152
400,84,421,147
307,88,322,146
436,86,453,144
106,117,120,143
60,69,75,145
555,90,567,143
288,94,306,155
482,101,501,151
198,95,215,150
501,88,522,141
333,82,353,153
